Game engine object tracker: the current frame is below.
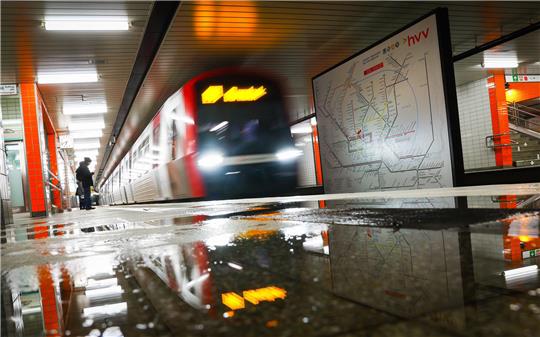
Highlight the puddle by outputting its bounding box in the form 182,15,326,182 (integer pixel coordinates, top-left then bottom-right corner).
2,206,539,336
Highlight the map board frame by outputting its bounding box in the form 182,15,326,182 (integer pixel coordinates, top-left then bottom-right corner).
312,8,463,194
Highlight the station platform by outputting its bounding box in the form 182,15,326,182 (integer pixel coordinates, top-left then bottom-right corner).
2,183,540,337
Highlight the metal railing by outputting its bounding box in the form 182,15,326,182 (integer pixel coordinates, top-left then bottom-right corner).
485,132,518,149
508,103,540,133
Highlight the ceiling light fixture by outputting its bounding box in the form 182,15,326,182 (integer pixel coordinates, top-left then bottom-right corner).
70,130,103,139
481,60,519,69
63,103,107,115
37,72,98,84
75,143,101,150
74,138,101,146
68,119,105,131
44,16,129,31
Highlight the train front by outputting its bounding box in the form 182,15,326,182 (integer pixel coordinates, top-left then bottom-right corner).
193,72,299,198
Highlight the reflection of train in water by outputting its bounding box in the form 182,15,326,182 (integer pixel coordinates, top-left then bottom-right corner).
101,69,299,204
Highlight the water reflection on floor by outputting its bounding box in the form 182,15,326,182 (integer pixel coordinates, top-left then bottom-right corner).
1,192,540,337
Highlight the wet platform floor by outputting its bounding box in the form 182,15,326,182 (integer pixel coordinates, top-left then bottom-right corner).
2,183,540,337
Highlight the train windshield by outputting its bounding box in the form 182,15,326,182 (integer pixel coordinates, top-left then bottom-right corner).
195,77,292,156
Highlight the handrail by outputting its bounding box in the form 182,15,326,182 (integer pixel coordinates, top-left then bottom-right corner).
47,169,61,182
508,105,540,132
513,102,540,114
485,132,518,148
509,104,540,119
47,181,62,191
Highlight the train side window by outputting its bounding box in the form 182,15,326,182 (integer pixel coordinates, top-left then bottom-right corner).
171,119,177,160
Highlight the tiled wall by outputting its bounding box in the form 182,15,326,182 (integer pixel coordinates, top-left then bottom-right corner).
1,95,24,141
456,78,496,171
1,101,14,225
1,95,21,119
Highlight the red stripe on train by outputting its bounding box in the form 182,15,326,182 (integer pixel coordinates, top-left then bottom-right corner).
182,84,206,198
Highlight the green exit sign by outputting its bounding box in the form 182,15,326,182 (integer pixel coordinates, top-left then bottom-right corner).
522,248,540,259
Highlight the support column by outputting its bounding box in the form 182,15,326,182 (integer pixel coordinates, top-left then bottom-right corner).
487,72,513,167
20,83,48,217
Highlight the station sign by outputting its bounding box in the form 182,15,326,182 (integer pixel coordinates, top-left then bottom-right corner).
505,75,540,82
0,84,18,96
522,248,540,259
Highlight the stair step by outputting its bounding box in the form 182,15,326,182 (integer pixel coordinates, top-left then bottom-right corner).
513,159,540,167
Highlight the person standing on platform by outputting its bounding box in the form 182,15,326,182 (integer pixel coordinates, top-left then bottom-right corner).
75,157,95,210
75,161,85,210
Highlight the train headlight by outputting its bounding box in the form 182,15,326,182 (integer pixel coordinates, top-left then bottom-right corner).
276,148,302,161
197,152,224,169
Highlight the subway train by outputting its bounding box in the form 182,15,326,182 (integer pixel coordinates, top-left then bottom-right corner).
100,68,299,204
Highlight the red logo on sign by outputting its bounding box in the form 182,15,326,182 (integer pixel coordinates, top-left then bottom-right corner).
407,27,430,46
364,62,384,75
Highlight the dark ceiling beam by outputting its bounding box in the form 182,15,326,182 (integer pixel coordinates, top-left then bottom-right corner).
96,1,180,184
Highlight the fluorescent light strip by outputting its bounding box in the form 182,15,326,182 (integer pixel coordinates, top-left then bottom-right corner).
69,120,105,130
63,103,107,115
37,72,98,84
71,130,103,139
45,17,129,31
76,151,98,156
76,153,98,159
74,137,101,145
482,60,519,69
74,143,100,150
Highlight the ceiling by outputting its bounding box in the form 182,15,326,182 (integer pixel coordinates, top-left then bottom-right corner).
100,1,539,183
1,1,539,183
454,29,540,85
1,1,153,170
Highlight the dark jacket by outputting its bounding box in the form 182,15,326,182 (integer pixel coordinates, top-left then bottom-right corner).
76,164,94,188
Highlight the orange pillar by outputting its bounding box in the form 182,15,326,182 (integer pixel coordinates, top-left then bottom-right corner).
311,118,326,208
487,72,513,167
20,83,48,217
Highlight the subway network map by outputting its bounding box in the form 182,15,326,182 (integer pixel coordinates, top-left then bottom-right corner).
313,14,454,194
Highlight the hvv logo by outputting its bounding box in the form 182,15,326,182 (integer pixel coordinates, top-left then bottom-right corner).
406,27,430,46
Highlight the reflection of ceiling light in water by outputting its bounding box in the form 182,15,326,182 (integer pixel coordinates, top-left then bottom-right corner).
503,265,538,278
227,262,243,270
83,302,127,317
86,277,118,290
85,285,123,299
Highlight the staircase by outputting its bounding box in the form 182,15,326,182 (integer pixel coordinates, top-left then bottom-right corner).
508,103,540,167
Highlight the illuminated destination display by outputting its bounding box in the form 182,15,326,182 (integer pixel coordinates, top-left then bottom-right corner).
201,85,267,104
